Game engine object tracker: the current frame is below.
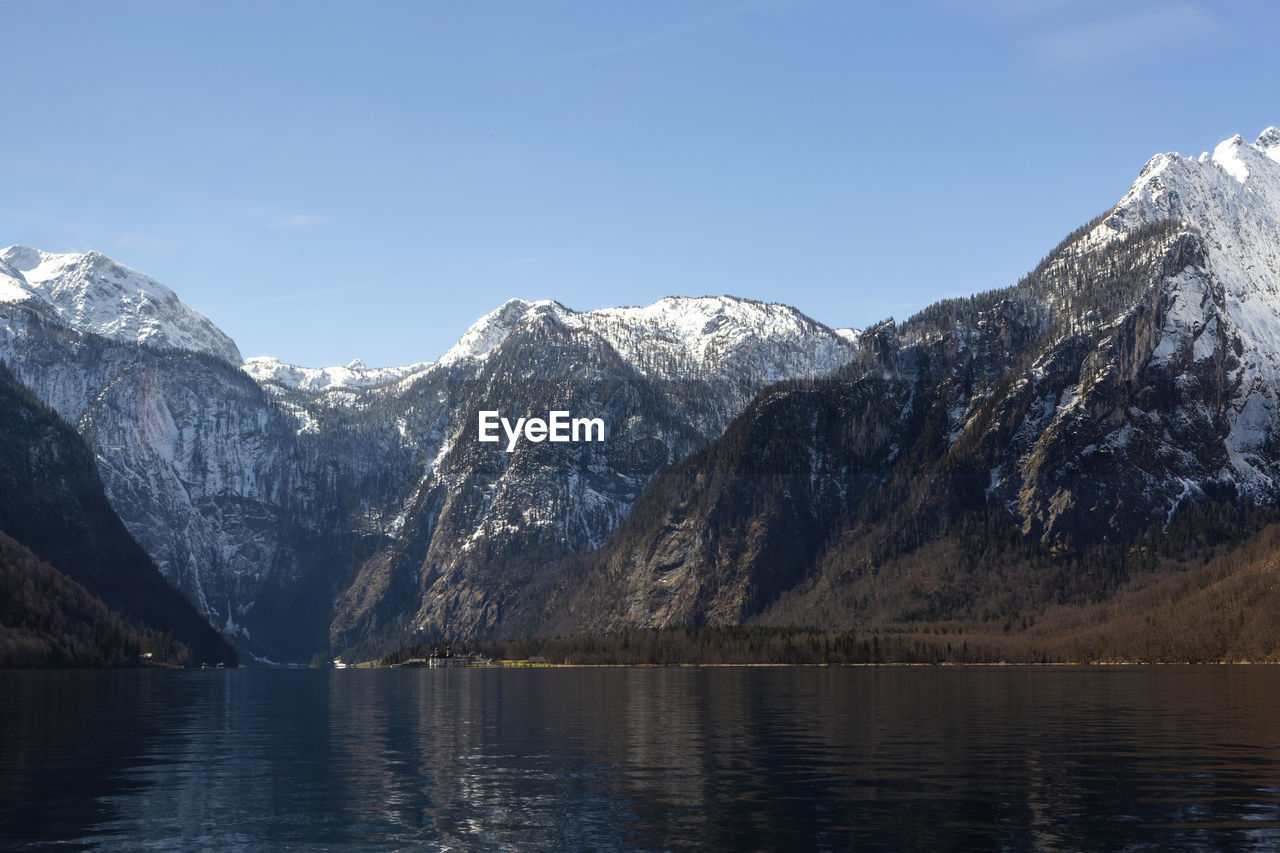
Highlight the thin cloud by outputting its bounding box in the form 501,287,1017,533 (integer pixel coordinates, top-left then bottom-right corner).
1032,2,1221,69
549,0,791,63
939,0,1084,18
114,233,179,251
247,283,369,306
516,257,541,265
269,213,330,230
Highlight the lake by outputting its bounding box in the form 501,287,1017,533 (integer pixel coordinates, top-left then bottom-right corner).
4,666,1280,850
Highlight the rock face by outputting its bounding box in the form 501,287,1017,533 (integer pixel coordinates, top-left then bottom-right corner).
993,127,1280,537
0,360,237,665
543,128,1280,632
0,314,346,660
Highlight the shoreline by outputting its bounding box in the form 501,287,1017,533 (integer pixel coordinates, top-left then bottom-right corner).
350,659,1280,670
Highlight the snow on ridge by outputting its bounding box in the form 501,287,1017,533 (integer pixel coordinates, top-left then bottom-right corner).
242,355,433,393
2,239,858,394
1212,134,1251,183
436,297,541,366
1093,127,1280,364
1082,126,1280,491
0,259,35,305
245,293,857,401
0,245,242,364
432,293,858,383
559,295,859,382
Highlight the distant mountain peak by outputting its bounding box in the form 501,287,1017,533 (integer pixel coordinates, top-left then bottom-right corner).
430,293,857,386
1,245,43,270
0,246,241,363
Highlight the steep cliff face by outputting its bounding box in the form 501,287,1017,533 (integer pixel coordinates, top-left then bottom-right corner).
981,128,1280,539
0,318,347,659
0,250,395,659
543,129,1280,633
0,361,236,665
1083,130,1280,499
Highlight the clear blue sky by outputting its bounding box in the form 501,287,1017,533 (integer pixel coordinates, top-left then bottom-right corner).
1,0,1274,367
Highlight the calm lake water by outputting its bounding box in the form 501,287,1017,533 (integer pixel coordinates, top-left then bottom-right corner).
4,666,1280,851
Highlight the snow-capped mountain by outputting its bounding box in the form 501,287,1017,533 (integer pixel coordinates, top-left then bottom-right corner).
323,294,861,644
969,126,1280,531
0,247,241,363
248,296,857,402
437,295,858,382
1082,129,1280,492
540,127,1280,635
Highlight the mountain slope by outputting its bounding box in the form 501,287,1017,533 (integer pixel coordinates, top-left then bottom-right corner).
538,128,1280,634
0,361,236,665
242,356,432,394
0,531,183,667
1087,129,1280,495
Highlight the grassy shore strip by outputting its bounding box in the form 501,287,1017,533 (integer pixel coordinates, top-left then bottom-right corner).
356,660,1280,669
371,620,1280,668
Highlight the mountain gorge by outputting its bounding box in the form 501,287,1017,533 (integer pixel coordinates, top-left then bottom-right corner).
7,127,1280,663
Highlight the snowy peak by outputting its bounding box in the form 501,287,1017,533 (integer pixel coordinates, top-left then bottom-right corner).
564,295,857,382
1097,128,1280,306
436,297,539,366
1257,127,1280,153
1,245,43,271
1210,134,1255,182
435,293,858,383
1078,126,1280,488
246,294,855,422
0,246,242,363
834,327,861,345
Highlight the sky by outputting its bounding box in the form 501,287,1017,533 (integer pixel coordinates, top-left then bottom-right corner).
1,0,1276,368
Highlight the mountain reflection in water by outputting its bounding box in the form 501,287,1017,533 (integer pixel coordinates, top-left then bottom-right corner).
4,666,1280,850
